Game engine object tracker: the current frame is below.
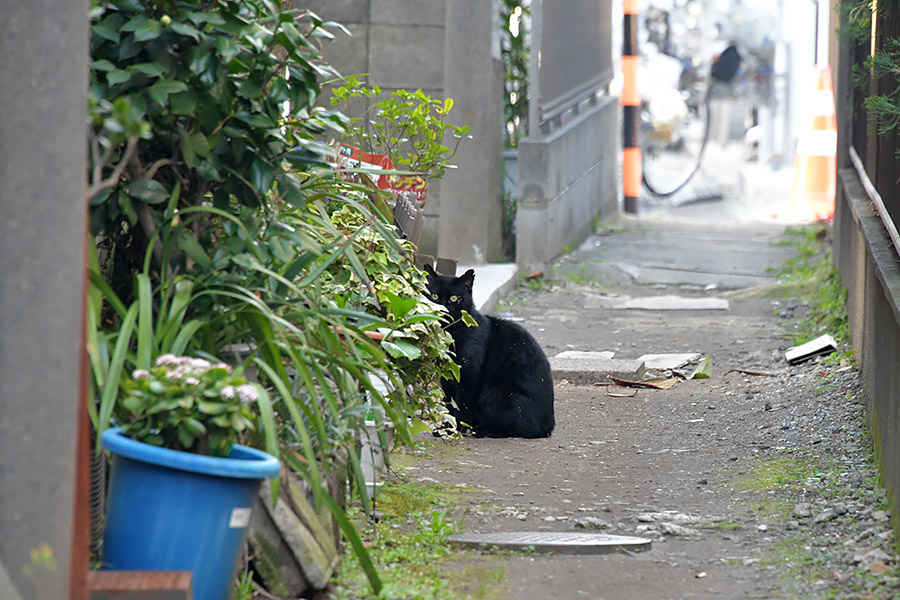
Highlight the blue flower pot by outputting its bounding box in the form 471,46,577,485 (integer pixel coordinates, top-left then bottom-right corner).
100,428,280,600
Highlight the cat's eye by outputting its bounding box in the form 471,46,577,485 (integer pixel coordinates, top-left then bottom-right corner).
431,293,439,301
450,295,459,303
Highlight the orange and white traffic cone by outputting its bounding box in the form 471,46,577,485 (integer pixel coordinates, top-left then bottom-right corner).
790,65,837,222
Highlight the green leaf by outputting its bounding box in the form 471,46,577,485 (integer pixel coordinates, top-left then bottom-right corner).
381,340,422,360
384,290,418,321
182,417,207,437
127,179,169,204
319,493,383,594
169,21,200,40
461,310,478,327
92,13,125,42
170,91,197,115
133,18,163,42
96,303,137,443
249,158,277,197
187,47,215,78
135,272,154,369
215,36,240,63
122,396,142,412
106,69,133,86
254,386,279,461
147,79,188,106
91,59,117,72
175,230,212,270
408,418,433,436
177,425,195,449
688,356,713,380
129,62,166,77
180,130,197,168
198,401,229,415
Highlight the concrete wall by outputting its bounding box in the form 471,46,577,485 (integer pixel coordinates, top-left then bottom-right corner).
301,0,504,262
516,97,619,275
0,1,88,597
835,167,900,546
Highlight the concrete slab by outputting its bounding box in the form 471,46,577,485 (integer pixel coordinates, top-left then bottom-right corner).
584,294,729,311
462,263,519,313
550,354,645,385
637,353,701,370
448,531,652,555
555,350,615,360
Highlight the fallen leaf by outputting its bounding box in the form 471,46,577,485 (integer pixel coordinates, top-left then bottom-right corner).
689,356,712,379
643,377,679,390
870,561,890,575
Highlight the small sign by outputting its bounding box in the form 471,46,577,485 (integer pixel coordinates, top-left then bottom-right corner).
229,507,252,529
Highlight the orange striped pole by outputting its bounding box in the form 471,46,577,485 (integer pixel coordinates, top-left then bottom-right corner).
622,0,640,213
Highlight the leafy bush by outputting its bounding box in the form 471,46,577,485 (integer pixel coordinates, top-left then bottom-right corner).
330,77,470,179
88,0,344,298
86,1,460,594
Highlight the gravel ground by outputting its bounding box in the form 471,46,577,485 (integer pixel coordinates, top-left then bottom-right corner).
390,220,899,600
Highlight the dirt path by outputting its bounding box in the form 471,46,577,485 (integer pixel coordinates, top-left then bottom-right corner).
391,220,897,599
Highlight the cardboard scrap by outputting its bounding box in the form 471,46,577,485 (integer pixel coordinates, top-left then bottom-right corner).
785,334,837,365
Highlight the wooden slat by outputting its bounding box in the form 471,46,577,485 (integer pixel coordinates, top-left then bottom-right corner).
87,571,192,600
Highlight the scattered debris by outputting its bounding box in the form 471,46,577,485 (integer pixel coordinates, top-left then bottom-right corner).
637,352,701,370
605,386,638,398
724,368,777,377
606,376,679,390
784,334,837,365
574,517,609,530
584,294,730,311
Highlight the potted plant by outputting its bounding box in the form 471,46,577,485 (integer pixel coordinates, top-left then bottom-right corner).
100,354,280,600
329,78,471,244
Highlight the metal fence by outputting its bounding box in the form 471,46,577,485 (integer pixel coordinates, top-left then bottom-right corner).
846,3,900,249
528,0,614,134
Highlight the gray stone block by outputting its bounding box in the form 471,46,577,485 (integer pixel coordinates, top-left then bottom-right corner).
517,98,618,274
550,354,646,385
369,25,445,89
297,0,369,25
320,23,369,81
372,0,445,26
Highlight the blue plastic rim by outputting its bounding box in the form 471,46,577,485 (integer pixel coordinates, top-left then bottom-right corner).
100,427,281,479
100,428,280,600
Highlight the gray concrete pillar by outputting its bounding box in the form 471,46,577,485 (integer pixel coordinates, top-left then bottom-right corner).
0,1,89,598
439,0,504,264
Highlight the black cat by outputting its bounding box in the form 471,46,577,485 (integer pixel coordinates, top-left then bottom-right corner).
424,265,555,438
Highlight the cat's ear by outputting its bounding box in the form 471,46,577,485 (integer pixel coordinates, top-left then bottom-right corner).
459,269,476,291
422,264,437,278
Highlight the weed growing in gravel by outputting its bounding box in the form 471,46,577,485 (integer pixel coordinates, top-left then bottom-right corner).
331,439,517,600
775,224,850,345
330,480,464,600
731,456,817,493
756,538,833,591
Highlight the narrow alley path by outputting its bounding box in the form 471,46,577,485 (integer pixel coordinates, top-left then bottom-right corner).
394,215,894,599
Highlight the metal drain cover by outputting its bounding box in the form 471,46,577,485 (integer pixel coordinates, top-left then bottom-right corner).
448,531,652,555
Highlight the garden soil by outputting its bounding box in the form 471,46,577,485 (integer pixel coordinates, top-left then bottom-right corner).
388,216,898,600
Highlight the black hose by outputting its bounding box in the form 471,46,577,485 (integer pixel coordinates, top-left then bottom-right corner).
641,92,712,197
642,44,740,198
